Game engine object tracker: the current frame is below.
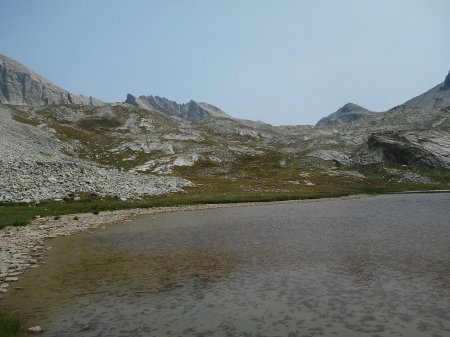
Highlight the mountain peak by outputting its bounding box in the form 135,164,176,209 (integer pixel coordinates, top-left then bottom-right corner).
0,53,103,107
316,102,373,127
124,94,230,122
337,103,368,113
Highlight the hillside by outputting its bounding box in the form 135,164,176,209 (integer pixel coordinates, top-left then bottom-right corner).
0,53,449,205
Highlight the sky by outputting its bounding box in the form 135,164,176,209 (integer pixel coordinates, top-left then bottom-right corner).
1,0,449,125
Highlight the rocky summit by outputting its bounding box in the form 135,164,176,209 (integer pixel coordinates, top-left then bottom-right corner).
125,94,230,122
316,103,375,126
0,53,449,204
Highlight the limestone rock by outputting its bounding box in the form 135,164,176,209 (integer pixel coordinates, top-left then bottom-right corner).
28,326,42,333
0,53,103,107
125,94,230,122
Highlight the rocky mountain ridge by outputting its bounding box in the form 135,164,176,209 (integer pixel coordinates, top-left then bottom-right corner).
0,53,449,203
0,53,103,107
125,94,231,122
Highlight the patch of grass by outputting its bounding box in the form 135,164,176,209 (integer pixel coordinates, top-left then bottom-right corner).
77,116,122,130
11,112,40,127
0,191,342,230
0,177,448,231
0,313,20,337
11,220,29,227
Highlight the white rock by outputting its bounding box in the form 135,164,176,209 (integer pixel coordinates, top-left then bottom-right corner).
28,326,43,333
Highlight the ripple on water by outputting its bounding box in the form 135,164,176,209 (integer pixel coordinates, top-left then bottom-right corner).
2,193,450,337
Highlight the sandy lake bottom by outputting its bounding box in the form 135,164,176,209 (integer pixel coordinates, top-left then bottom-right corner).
3,193,450,337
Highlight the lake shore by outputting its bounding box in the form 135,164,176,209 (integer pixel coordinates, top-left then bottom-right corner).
0,194,368,297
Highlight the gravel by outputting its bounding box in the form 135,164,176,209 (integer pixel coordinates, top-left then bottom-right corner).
0,105,193,203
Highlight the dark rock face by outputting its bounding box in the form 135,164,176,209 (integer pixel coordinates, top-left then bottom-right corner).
0,53,103,107
366,132,450,168
442,70,450,91
316,103,373,127
125,94,229,122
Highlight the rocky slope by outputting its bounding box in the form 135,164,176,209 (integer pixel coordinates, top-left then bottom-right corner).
0,53,103,107
316,103,375,126
0,105,192,203
403,70,450,108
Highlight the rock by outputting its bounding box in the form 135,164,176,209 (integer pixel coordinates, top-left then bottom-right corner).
316,103,375,126
403,70,450,108
326,170,366,179
358,131,450,168
307,150,352,166
5,277,18,282
125,94,231,122
79,325,90,331
28,326,43,333
0,54,103,107
0,155,193,204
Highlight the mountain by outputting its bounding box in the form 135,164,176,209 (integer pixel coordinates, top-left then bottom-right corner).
0,53,449,204
316,103,374,126
125,94,230,122
0,53,103,107
403,70,450,108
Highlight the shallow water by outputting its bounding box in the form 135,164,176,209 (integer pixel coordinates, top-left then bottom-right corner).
4,193,450,336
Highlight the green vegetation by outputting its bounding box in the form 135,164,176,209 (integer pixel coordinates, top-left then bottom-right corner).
0,313,20,337
1,178,448,230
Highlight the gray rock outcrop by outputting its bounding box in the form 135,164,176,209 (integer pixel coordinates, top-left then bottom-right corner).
125,94,230,122
357,130,450,169
0,53,103,107
0,105,192,203
0,159,193,203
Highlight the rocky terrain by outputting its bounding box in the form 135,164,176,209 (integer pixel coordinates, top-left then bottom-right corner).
0,53,449,205
316,103,375,126
0,104,192,203
125,94,230,121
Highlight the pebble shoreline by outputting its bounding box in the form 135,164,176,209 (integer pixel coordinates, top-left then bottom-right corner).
0,195,367,298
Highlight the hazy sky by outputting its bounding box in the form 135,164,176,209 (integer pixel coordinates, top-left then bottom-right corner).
1,0,449,125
